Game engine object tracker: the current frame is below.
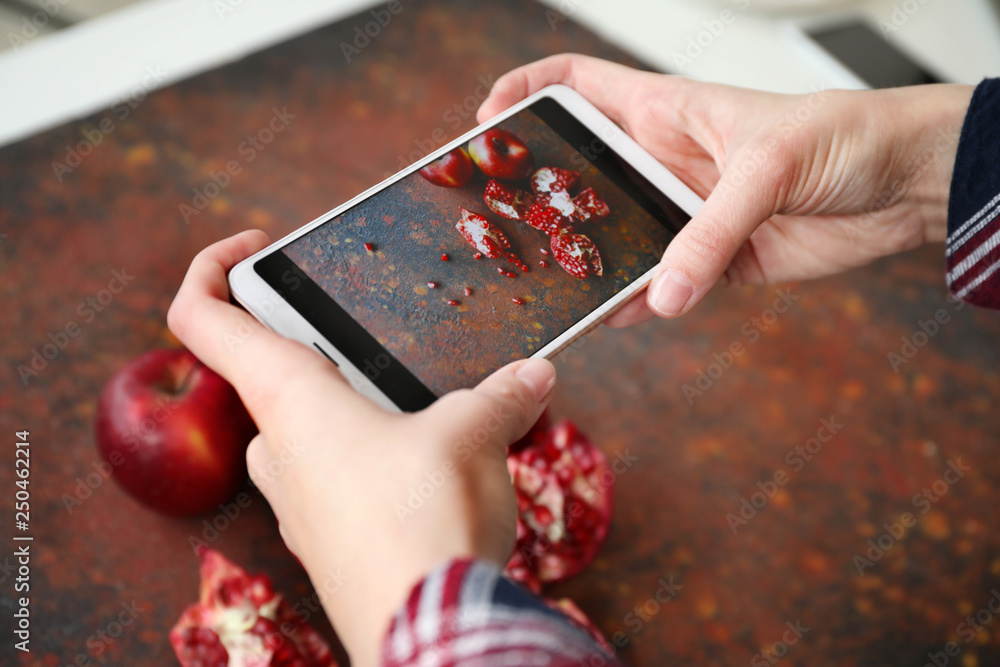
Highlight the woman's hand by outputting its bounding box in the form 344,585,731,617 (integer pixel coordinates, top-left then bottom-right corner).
167,230,555,667
478,54,973,325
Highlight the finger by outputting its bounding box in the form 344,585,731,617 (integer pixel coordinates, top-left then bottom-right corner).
277,522,300,559
647,153,780,317
168,230,319,386
603,290,655,329
167,231,363,419
246,433,273,498
477,54,654,128
246,434,297,559
429,358,556,450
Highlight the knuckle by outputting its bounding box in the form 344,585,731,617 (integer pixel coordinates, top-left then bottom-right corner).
763,139,800,184
678,223,737,271
166,299,188,341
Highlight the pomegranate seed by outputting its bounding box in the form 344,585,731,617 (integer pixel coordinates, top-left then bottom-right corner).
497,267,505,274
474,253,483,260
533,505,553,525
512,297,524,305
441,253,449,261
364,242,374,252
539,248,549,255
539,260,548,268
464,287,473,296
447,299,459,306
506,270,517,278
427,281,438,288
521,264,530,272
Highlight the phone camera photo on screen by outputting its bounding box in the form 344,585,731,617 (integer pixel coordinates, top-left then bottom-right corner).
247,91,694,411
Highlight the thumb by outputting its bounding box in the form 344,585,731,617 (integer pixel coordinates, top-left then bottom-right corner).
429,358,556,449
647,153,779,317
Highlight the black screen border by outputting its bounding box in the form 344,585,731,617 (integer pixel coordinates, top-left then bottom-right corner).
255,96,691,411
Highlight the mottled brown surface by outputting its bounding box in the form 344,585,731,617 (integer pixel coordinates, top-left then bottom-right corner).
284,109,672,395
2,1,1000,666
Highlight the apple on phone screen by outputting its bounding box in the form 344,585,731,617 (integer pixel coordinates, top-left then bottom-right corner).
228,84,703,411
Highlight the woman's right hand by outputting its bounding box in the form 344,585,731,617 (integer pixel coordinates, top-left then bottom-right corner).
478,54,974,325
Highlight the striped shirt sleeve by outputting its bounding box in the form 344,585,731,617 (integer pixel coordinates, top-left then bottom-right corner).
946,78,1000,308
381,558,621,667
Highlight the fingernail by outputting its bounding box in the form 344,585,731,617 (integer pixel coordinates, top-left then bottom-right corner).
649,270,694,316
515,359,556,401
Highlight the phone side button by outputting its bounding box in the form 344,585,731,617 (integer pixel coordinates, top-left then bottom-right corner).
312,343,339,367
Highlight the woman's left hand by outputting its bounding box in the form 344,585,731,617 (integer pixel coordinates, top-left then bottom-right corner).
167,230,556,666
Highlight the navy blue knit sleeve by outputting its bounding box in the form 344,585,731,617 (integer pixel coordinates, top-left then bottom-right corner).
946,78,1000,308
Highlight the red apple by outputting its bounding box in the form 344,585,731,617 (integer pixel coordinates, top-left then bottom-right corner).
468,128,534,180
95,348,257,516
418,147,474,187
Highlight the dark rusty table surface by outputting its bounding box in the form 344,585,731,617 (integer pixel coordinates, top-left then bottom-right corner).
3,1,1000,665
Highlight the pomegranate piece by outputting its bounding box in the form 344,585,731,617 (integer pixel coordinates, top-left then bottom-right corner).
571,187,610,222
525,203,572,236
455,207,510,259
505,419,613,585
172,626,230,666
456,207,526,271
539,190,577,218
534,186,610,225
530,167,581,196
550,232,604,279
509,409,551,454
529,167,609,225
484,179,535,221
170,548,336,667
544,598,615,656
524,168,611,233
504,520,543,594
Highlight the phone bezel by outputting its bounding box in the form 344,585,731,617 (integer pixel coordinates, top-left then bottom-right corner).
228,84,704,411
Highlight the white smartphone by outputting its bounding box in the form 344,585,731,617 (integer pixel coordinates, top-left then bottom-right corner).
228,84,703,412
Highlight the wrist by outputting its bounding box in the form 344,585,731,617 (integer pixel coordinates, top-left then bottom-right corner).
297,493,509,666
892,84,975,244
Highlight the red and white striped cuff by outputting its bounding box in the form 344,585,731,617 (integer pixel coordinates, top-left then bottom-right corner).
946,191,1000,308
381,558,620,667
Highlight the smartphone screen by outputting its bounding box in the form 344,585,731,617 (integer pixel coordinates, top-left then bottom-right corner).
808,21,942,88
254,97,690,410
